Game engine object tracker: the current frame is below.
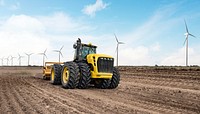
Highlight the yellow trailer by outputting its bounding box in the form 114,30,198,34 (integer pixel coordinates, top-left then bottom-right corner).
43,62,64,80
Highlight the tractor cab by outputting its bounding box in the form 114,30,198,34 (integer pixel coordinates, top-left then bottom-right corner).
73,38,97,61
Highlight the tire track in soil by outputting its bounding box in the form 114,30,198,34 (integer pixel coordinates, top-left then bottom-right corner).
31,74,200,113
28,77,149,114
74,88,182,114
122,75,200,90
1,76,24,114
24,78,112,114
0,77,12,113
120,83,199,114
121,78,200,112
28,76,146,114
22,77,98,114
14,77,52,114
16,86,61,114
72,89,155,114
73,81,199,114
13,87,44,114
17,76,67,114
122,72,200,81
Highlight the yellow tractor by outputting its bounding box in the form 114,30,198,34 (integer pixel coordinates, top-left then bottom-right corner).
43,62,64,80
51,38,120,89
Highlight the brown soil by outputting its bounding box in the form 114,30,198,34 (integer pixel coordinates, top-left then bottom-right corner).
0,66,200,114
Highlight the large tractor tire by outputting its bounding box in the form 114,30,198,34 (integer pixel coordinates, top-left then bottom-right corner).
77,62,91,89
109,67,120,89
61,62,80,89
94,79,111,89
51,64,62,85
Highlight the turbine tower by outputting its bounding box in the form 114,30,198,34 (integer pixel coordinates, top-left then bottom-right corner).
10,56,16,66
183,19,196,66
25,53,33,66
114,33,124,67
18,54,24,66
5,56,9,66
1,57,4,66
39,49,47,66
53,46,64,63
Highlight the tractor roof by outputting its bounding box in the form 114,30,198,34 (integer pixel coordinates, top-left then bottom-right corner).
82,43,97,48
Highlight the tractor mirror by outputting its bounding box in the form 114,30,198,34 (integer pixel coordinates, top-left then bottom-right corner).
73,44,77,49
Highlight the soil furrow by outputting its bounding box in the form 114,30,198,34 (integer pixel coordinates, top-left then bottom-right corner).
1,66,200,114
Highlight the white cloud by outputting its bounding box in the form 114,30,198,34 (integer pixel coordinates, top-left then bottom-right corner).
38,12,92,33
117,44,162,66
0,13,96,66
82,0,108,17
161,47,200,66
3,14,45,33
0,15,50,66
150,42,160,52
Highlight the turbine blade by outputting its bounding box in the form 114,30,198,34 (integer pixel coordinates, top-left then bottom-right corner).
60,52,63,57
53,50,59,52
184,19,189,33
118,42,125,44
38,53,43,55
183,38,187,46
60,45,64,51
114,33,119,43
44,49,47,53
44,54,48,59
189,33,196,38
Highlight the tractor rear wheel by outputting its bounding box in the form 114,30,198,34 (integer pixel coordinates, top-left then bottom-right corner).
51,64,62,85
61,62,80,89
77,62,91,89
94,79,111,89
109,67,120,89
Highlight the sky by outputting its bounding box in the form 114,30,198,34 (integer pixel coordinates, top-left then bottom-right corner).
0,0,200,66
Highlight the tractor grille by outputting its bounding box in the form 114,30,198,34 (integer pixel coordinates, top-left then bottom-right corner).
97,57,114,73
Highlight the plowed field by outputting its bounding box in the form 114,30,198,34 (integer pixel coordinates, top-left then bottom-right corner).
0,66,200,114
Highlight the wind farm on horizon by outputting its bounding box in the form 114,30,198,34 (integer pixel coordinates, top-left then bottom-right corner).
0,19,199,67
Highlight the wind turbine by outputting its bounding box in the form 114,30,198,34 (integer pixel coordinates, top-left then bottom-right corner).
5,56,9,66
114,33,124,67
53,45,64,63
38,49,47,66
25,53,33,66
10,56,16,66
18,54,24,66
183,19,196,66
1,57,4,66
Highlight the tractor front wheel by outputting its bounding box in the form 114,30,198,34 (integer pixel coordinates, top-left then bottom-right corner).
109,67,120,89
94,79,111,89
77,62,91,89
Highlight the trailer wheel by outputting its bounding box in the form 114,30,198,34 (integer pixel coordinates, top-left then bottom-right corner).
51,64,62,85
